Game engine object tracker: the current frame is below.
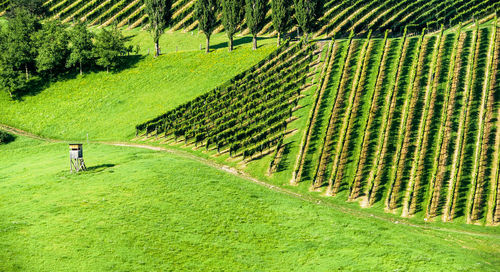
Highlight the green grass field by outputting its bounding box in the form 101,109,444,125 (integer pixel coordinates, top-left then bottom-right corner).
0,11,499,270
120,27,276,55
0,135,499,271
0,38,275,141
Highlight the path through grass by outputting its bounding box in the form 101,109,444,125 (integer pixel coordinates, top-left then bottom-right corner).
0,136,499,271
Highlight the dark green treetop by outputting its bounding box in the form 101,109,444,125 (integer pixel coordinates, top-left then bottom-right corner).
195,0,219,53
67,23,94,75
271,0,291,46
245,0,267,50
34,21,69,75
221,0,244,51
294,0,321,40
93,27,126,73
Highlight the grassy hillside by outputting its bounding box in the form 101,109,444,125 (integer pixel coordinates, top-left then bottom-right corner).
0,2,498,271
136,20,500,225
0,135,499,271
0,39,276,141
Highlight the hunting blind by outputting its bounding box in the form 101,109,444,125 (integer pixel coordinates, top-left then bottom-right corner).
69,144,86,173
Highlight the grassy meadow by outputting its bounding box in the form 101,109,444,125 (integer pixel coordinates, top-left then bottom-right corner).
0,12,499,271
0,135,499,271
0,37,276,141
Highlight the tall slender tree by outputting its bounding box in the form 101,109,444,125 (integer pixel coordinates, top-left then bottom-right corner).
294,0,320,41
221,0,243,51
245,0,267,50
195,0,218,53
145,0,172,57
271,0,291,47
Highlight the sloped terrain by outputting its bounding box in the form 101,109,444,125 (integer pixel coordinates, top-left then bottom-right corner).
0,135,499,271
138,20,500,225
1,0,497,36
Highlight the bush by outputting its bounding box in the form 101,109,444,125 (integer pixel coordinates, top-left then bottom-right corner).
0,130,15,144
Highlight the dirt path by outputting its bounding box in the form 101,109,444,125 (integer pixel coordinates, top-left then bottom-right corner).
0,124,62,142
1,123,498,238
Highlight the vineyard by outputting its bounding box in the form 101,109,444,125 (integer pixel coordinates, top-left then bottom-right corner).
1,1,500,270
136,40,318,161
0,1,499,226
299,21,500,225
1,0,497,36
136,17,500,225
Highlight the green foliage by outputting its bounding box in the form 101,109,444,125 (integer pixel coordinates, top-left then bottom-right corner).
137,41,314,160
0,9,39,98
145,0,172,57
0,41,276,140
0,63,26,98
67,23,94,75
93,27,126,73
293,0,320,39
271,0,291,46
3,8,40,79
34,21,69,75
195,0,218,53
6,0,47,18
221,0,243,51
245,0,267,50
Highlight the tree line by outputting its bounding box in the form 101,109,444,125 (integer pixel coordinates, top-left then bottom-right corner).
0,6,130,99
146,0,322,54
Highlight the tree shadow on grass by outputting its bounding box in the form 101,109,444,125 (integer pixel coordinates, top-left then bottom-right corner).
211,36,273,50
12,54,145,101
12,76,50,101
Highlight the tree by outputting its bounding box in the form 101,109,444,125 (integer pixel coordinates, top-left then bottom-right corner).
245,0,267,50
271,0,291,47
0,18,29,99
34,21,69,75
221,0,243,51
67,23,94,75
93,27,126,73
4,8,40,80
195,0,218,53
6,0,48,18
0,63,26,98
145,0,172,57
0,130,16,144
294,0,320,41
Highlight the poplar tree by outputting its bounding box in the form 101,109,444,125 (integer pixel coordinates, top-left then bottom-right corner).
294,0,320,41
245,0,267,50
221,0,243,51
145,0,172,57
195,0,218,53
271,0,291,47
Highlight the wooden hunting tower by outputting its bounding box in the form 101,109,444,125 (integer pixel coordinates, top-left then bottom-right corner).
69,144,87,173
